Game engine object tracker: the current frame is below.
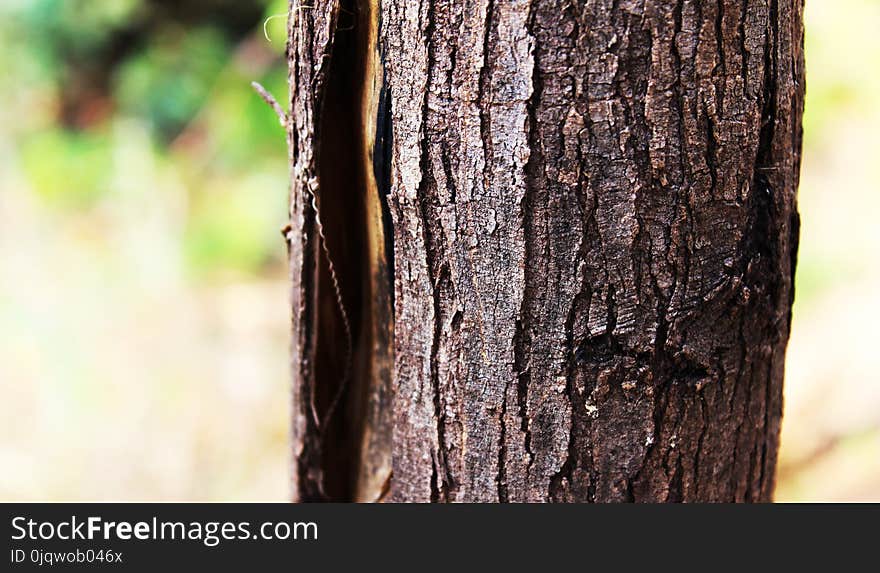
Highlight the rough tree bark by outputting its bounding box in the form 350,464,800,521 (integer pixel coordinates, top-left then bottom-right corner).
285,0,803,502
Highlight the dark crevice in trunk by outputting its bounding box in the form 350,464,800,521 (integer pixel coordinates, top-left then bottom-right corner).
310,0,391,502
374,62,395,310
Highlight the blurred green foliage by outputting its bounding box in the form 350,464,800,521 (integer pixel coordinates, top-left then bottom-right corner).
0,0,289,279
21,129,113,208
0,0,295,499
115,27,230,139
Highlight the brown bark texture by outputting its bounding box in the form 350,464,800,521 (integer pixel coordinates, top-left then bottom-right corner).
285,0,804,502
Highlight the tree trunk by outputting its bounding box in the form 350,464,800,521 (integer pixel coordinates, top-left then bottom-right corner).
285,0,803,502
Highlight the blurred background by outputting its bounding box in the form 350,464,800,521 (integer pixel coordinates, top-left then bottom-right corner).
0,0,877,501
0,0,291,500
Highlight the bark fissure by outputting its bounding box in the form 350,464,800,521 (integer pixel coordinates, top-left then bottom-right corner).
288,0,393,502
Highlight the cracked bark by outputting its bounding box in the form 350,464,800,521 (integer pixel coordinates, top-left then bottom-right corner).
288,0,803,502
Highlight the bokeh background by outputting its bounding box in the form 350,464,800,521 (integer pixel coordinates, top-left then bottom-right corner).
0,0,877,501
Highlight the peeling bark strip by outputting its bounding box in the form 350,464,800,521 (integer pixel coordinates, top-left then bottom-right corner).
289,0,803,502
